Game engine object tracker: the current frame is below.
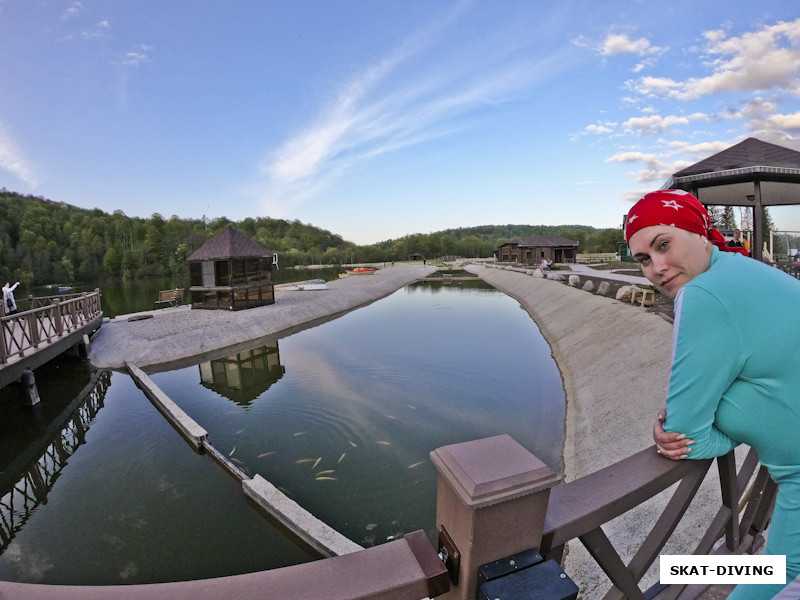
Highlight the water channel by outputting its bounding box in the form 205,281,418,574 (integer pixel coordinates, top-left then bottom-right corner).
0,275,565,585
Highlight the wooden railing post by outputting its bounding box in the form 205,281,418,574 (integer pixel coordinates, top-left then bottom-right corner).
430,434,560,600
52,299,63,337
0,319,7,364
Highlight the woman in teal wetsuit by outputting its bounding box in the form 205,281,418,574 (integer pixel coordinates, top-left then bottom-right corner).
626,189,800,600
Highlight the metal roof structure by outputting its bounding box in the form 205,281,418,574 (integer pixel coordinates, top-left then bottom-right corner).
187,226,274,261
664,137,800,260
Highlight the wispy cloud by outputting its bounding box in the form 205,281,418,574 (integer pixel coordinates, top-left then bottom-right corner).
80,20,111,41
0,123,38,188
61,1,84,20
258,1,574,216
119,44,153,67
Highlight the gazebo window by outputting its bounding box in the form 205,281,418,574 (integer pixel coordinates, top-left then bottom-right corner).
216,260,232,286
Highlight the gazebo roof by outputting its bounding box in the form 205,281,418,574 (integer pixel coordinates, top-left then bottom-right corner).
665,137,800,261
673,137,800,177
188,226,273,261
668,137,800,206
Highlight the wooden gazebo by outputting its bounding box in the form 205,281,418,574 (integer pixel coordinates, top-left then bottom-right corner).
187,226,276,310
198,342,285,406
666,137,800,261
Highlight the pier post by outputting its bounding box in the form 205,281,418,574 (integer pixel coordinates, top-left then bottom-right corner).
18,368,41,406
430,434,560,600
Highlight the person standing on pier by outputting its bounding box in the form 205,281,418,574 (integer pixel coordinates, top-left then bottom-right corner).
626,189,800,600
2,281,20,314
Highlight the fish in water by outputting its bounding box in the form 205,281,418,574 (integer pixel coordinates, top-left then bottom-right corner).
316,476,337,481
316,469,335,476
257,452,274,458
408,461,425,469
338,453,346,463
376,441,391,446
229,446,235,456
312,457,321,469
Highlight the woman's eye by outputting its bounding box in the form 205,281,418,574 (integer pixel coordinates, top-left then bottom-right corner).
659,240,669,251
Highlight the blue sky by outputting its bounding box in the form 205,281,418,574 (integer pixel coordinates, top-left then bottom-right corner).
1,1,799,245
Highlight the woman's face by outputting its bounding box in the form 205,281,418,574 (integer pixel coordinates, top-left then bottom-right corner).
628,225,712,299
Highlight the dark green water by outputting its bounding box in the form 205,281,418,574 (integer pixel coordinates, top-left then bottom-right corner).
0,279,564,585
30,267,346,318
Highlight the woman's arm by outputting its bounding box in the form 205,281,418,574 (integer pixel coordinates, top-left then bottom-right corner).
661,287,742,459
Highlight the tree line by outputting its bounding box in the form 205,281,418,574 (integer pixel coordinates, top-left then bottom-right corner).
0,189,625,286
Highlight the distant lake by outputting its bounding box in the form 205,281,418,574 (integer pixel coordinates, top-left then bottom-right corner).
0,278,564,585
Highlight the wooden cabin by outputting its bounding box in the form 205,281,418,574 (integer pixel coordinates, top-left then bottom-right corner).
187,226,276,311
494,236,579,265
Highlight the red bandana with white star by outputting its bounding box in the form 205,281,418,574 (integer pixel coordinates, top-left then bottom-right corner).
625,190,749,256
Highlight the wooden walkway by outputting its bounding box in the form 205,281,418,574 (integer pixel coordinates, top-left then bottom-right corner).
0,290,103,389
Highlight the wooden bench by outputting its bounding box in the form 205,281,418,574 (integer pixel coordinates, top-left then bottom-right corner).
630,288,655,307
154,288,184,308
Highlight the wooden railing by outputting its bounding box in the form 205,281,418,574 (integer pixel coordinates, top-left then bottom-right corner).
540,446,776,600
774,262,800,279
0,290,103,364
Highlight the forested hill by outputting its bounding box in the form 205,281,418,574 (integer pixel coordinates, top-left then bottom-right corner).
0,190,621,285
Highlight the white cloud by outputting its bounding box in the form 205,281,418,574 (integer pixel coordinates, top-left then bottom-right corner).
61,1,84,20
631,18,800,100
0,124,38,188
81,20,111,40
605,151,677,183
120,44,153,67
585,123,614,135
600,33,663,57
624,114,690,135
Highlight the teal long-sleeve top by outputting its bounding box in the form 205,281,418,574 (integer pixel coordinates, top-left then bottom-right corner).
664,247,800,479
664,246,800,598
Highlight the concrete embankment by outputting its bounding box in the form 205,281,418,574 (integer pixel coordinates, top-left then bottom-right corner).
467,264,736,597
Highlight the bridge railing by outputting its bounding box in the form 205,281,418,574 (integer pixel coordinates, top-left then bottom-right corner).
0,289,103,364
432,436,776,600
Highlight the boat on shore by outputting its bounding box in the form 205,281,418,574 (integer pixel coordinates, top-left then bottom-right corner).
344,267,376,276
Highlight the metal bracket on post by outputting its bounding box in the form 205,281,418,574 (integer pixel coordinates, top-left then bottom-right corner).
438,525,461,586
476,548,579,600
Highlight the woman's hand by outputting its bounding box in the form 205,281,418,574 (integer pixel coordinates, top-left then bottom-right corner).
653,405,695,460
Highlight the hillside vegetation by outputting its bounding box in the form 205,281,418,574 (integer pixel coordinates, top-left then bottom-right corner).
0,190,621,285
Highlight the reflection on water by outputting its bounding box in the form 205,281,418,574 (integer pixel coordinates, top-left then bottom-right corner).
0,371,110,555
198,343,285,406
0,279,565,585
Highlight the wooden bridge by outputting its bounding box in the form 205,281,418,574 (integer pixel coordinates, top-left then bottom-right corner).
0,290,103,391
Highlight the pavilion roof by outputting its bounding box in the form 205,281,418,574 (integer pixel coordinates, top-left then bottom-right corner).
673,137,800,178
188,226,273,261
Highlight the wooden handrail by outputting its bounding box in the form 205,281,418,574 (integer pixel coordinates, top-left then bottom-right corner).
0,530,449,600
0,290,102,364
540,446,776,600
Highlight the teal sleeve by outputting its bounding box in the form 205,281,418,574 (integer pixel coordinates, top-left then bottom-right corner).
663,287,742,458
